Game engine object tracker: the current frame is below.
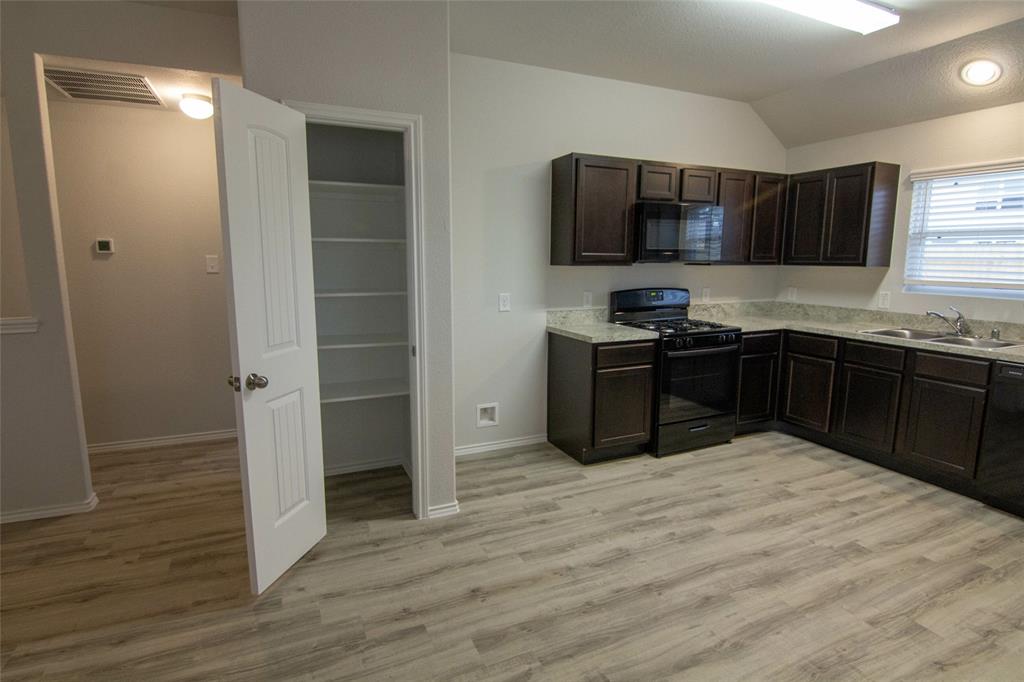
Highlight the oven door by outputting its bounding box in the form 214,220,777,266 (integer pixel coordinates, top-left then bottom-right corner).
659,344,739,425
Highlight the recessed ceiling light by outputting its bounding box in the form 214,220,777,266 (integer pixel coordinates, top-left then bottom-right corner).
757,0,900,35
179,93,213,119
960,60,1002,86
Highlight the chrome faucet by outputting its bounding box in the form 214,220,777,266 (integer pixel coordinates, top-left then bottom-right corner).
926,306,972,337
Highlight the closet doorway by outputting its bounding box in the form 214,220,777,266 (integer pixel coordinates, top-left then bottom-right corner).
215,83,427,593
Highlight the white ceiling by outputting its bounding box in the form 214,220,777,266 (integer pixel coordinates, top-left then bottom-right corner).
450,0,1024,146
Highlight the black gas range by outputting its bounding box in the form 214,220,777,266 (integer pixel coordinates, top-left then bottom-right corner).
610,288,741,456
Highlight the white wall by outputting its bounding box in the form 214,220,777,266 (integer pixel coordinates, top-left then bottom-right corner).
0,0,240,520
237,0,456,514
451,54,787,450
782,102,1024,325
48,101,234,446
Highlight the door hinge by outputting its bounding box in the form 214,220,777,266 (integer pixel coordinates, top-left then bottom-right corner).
411,345,416,357
227,375,241,392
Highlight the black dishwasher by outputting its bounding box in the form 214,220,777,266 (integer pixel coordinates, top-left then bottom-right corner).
976,362,1024,516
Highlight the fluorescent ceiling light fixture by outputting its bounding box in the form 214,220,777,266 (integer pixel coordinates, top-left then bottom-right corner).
758,0,900,35
960,60,1002,86
179,93,213,119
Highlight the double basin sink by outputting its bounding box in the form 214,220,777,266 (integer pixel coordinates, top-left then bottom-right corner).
861,328,1022,350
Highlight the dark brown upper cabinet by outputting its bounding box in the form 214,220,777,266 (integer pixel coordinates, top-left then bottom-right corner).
783,162,899,266
551,153,638,265
750,173,787,264
717,170,755,263
681,167,719,203
639,162,679,201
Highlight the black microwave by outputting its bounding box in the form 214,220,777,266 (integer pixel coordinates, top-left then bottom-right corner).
635,201,724,263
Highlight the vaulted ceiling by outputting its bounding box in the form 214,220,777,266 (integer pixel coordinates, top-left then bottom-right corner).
450,1,1024,147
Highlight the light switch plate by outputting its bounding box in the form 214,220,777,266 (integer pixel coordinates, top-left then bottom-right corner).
878,291,891,309
498,293,511,312
205,255,220,274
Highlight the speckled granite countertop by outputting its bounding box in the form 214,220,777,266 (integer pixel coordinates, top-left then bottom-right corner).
546,302,1024,364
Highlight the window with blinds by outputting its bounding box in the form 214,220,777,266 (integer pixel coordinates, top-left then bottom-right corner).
905,166,1024,294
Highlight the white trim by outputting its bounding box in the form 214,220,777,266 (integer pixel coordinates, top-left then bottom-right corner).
324,456,403,477
426,500,460,519
0,316,40,334
907,158,1024,182
455,434,549,458
2,492,98,524
284,99,430,522
88,429,236,454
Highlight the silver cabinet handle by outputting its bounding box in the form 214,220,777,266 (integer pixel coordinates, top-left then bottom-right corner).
245,373,269,390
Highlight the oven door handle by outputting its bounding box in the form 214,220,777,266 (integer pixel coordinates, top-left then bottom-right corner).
665,345,739,358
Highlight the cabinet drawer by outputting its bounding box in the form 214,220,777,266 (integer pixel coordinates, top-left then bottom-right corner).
787,333,838,359
914,352,990,387
595,342,656,369
844,341,905,371
741,331,781,355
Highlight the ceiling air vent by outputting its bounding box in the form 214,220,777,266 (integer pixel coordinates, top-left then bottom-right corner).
44,68,163,106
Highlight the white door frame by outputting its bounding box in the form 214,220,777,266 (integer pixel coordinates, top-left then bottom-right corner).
284,100,428,520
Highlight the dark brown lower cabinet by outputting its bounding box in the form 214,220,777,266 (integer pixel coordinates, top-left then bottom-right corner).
547,333,655,464
833,363,902,452
737,353,778,424
781,353,835,432
901,377,987,478
594,365,653,448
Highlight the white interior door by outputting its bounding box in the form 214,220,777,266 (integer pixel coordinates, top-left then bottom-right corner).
213,79,326,594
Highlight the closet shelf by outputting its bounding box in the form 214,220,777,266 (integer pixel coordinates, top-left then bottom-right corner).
318,333,408,350
312,237,406,244
320,378,410,404
309,180,404,192
315,289,407,299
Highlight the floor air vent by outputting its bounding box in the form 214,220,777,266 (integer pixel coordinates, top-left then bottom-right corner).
44,68,163,106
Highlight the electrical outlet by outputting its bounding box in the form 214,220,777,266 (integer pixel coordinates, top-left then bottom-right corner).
477,403,498,428
205,254,220,274
786,287,798,301
498,293,511,312
701,287,711,303
877,291,891,309
583,291,593,308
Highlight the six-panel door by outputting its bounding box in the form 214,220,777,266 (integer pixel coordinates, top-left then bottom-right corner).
574,155,637,263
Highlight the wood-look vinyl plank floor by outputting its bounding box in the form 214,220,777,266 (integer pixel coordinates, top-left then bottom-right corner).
3,431,1024,680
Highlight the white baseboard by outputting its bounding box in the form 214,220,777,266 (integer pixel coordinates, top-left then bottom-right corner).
88,429,237,454
454,434,548,458
1,492,98,524
324,456,404,477
426,500,460,519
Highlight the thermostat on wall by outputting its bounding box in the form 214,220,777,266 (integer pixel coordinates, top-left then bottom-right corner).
95,238,115,254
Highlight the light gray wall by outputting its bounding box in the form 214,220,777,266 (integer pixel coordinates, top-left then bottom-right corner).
0,0,240,519
237,0,456,512
1,98,32,318
48,101,234,446
451,54,787,450
781,102,1024,324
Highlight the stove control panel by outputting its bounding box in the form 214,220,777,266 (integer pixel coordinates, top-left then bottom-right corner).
665,332,739,350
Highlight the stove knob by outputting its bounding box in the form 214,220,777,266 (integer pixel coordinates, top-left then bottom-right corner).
686,337,695,348
718,334,725,344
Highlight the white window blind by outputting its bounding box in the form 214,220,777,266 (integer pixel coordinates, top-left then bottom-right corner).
905,166,1024,292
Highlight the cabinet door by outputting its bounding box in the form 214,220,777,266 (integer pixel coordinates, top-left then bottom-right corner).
781,353,835,432
737,352,778,424
783,171,828,263
750,173,786,263
639,163,679,201
574,156,637,263
834,363,902,452
718,170,755,263
823,164,872,264
594,364,653,448
902,377,986,478
681,168,718,203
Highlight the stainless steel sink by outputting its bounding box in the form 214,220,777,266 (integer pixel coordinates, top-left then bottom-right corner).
861,328,944,340
927,336,1022,350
